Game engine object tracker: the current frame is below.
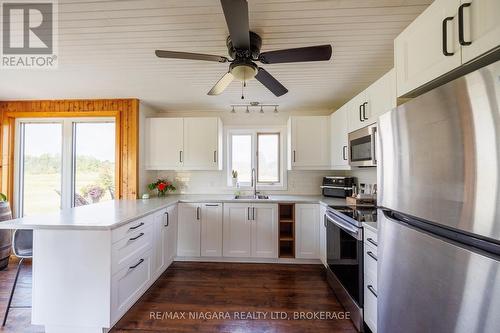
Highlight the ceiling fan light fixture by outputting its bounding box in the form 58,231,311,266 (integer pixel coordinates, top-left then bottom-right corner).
230,61,258,81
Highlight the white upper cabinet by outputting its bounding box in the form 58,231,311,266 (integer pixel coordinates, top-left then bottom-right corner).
145,117,222,171
347,92,368,133
330,106,350,170
460,0,500,63
395,0,461,97
251,204,278,258
145,118,183,170
364,69,397,123
177,203,201,257
288,116,330,170
200,203,223,257
295,204,320,259
395,0,500,97
183,118,222,170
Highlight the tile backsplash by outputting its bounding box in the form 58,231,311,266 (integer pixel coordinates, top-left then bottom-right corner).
143,170,340,196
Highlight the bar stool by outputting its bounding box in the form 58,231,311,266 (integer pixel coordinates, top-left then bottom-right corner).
2,229,33,326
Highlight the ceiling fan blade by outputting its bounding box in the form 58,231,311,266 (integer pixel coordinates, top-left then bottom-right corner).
259,45,332,64
155,50,228,63
208,72,235,95
220,0,250,50
255,67,288,97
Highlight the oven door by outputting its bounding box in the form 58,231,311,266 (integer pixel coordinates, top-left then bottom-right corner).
349,125,377,167
326,211,363,306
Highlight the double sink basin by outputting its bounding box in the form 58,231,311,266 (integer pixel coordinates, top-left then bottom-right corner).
234,195,270,200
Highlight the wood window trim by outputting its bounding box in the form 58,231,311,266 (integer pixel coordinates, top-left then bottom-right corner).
0,99,139,203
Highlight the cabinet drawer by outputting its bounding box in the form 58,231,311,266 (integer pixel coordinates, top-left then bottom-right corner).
111,249,152,322
112,216,150,243
112,225,152,274
363,227,378,249
364,242,378,284
364,271,378,333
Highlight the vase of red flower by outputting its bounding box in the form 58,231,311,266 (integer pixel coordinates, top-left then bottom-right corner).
148,178,176,197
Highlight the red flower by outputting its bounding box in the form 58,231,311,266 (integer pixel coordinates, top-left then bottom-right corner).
157,182,167,191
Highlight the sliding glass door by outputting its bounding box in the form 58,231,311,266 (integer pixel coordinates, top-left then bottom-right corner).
18,123,63,216
16,119,115,217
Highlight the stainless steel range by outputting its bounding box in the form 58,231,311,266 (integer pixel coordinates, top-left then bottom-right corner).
324,205,376,331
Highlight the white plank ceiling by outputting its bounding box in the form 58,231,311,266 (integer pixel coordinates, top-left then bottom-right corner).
0,0,432,112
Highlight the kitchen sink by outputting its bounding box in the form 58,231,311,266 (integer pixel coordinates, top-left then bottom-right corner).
234,195,270,200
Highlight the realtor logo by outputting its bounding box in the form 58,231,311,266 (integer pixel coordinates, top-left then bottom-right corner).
1,0,58,68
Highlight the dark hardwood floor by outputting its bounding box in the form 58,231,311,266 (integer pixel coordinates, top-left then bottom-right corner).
0,258,356,332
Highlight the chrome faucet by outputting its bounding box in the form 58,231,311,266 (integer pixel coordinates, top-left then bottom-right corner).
251,168,257,198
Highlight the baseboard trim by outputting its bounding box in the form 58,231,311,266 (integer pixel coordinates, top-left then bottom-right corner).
174,256,321,264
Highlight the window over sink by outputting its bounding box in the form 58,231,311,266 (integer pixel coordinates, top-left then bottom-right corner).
227,128,286,190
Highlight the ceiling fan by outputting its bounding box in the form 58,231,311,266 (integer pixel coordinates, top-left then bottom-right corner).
155,0,332,97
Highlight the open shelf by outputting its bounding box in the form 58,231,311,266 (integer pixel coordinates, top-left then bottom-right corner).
278,203,295,258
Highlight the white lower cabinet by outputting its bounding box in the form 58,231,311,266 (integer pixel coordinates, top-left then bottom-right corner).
295,204,320,259
252,204,278,258
177,202,223,257
223,203,278,258
111,250,153,321
165,204,178,264
319,205,327,267
177,203,201,257
363,227,378,333
201,203,223,257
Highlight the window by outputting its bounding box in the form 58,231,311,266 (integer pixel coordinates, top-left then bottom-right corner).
257,133,280,183
228,129,285,189
15,118,115,217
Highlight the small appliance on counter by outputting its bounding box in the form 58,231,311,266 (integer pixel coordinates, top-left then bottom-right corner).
321,176,355,198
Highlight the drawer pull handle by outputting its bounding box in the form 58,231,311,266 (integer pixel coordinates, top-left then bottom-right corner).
129,222,144,230
205,204,219,207
129,258,144,270
164,212,169,227
367,251,378,261
367,237,378,247
368,285,377,297
129,233,144,241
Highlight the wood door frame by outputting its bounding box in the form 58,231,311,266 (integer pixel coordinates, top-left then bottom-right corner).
0,99,139,203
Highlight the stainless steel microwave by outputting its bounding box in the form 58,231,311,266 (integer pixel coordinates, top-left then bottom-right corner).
348,125,377,167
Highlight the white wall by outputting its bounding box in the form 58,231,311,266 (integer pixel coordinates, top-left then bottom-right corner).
138,102,162,196
347,168,377,186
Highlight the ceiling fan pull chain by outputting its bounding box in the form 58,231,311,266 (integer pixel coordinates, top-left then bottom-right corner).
241,81,245,100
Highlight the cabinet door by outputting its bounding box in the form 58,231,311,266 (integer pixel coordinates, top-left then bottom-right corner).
177,203,201,257
153,209,166,277
223,203,252,257
183,117,219,170
461,0,500,63
364,69,397,124
251,204,278,258
347,93,369,133
111,250,152,321
319,205,327,267
295,204,320,259
330,107,350,169
201,203,223,257
395,0,461,97
145,118,183,170
164,204,178,266
290,116,330,169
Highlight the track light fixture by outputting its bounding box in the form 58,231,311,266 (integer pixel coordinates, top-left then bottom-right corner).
229,102,279,114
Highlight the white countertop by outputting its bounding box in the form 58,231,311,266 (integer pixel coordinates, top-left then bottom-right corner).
0,194,347,231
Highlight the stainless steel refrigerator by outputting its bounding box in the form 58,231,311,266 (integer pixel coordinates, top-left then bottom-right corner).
377,60,500,333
